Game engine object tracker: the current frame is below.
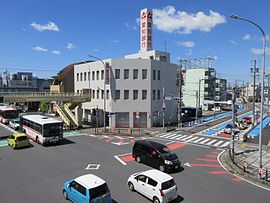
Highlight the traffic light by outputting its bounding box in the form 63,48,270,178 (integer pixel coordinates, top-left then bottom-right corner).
92,109,96,116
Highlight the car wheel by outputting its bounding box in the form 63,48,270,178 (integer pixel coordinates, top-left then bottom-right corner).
128,182,135,191
153,196,160,203
136,156,141,163
63,190,69,200
159,165,165,172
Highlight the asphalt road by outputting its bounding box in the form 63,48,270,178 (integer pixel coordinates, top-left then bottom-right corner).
0,129,269,203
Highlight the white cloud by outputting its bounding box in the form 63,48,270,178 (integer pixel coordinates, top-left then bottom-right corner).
177,40,195,48
153,6,226,34
251,47,270,55
125,22,137,30
111,40,120,44
186,49,192,56
32,46,48,52
230,40,238,46
31,21,59,32
51,50,61,55
243,34,251,40
67,43,74,50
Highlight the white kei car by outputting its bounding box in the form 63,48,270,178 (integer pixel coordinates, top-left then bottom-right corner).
127,169,178,203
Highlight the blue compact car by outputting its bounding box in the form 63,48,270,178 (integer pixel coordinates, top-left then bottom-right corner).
63,174,112,203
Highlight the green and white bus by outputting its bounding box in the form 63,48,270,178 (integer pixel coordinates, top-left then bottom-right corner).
20,114,63,145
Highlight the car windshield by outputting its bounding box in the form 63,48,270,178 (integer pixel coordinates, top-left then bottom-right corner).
90,183,110,200
161,179,175,190
43,123,63,137
16,136,28,142
158,147,174,156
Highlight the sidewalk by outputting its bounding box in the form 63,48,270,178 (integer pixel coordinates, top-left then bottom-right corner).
220,142,270,188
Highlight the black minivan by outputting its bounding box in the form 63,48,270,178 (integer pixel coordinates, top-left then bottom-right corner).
132,140,181,172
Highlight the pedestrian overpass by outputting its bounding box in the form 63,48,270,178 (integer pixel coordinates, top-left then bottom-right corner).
0,92,91,129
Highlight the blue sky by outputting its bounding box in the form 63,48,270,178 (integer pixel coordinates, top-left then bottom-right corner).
0,0,269,85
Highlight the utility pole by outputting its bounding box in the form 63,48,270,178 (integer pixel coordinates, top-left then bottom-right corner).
266,74,270,115
195,91,198,123
230,86,236,162
162,87,165,131
178,60,183,128
251,60,259,127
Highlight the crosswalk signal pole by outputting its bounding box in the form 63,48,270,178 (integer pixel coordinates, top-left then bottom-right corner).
230,87,236,162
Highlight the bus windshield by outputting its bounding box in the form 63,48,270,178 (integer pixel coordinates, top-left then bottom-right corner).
43,123,63,137
3,111,18,119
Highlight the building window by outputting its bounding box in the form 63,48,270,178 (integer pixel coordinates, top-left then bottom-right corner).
133,90,138,100
77,73,79,81
142,69,147,79
97,90,99,99
84,72,87,81
153,70,156,80
116,90,120,100
101,70,104,80
92,90,95,99
142,90,147,100
80,73,83,81
92,71,95,80
101,90,104,99
157,90,160,100
115,69,120,79
157,70,160,80
106,90,109,99
96,71,99,80
88,72,90,81
124,90,129,100
133,69,138,79
153,90,156,100
124,69,129,79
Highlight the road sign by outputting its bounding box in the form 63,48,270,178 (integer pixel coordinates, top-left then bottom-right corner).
243,162,248,168
258,167,263,174
165,96,172,101
162,102,166,109
136,111,140,119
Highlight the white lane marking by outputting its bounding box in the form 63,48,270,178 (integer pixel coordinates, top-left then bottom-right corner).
111,142,130,146
185,137,198,143
88,134,97,137
165,141,175,145
85,164,100,170
184,162,191,167
114,155,127,166
193,137,205,143
217,150,270,192
206,139,218,145
199,138,211,144
213,140,224,147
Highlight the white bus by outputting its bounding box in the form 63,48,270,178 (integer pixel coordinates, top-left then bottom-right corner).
0,106,18,124
20,114,63,145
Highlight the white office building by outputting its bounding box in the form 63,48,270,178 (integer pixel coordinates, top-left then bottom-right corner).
74,8,178,128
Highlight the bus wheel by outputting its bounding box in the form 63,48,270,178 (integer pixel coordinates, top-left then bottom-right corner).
36,137,39,143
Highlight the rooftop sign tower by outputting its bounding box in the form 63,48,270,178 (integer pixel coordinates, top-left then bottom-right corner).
140,8,153,52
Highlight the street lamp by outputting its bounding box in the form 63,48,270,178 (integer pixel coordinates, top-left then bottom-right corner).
89,55,107,132
231,14,267,172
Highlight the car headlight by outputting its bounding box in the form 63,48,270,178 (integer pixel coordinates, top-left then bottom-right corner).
164,160,173,165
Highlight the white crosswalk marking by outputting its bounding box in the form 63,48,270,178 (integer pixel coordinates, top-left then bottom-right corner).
213,140,224,147
181,135,194,141
220,141,230,147
170,134,183,139
193,137,205,143
160,133,173,138
199,138,211,144
185,137,198,142
206,139,217,145
157,132,230,148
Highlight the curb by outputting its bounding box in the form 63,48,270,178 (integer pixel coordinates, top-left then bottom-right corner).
220,149,270,190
